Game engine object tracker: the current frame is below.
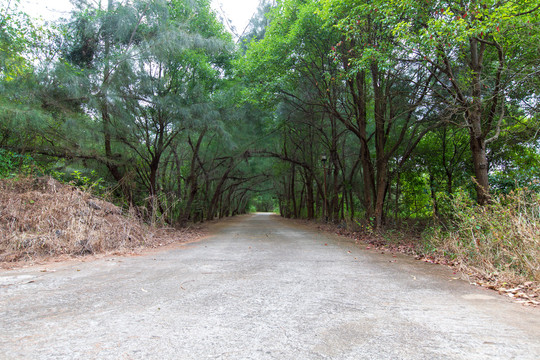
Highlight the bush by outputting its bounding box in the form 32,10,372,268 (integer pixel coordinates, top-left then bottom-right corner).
425,189,540,285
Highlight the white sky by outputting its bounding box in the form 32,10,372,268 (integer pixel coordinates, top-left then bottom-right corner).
15,0,261,38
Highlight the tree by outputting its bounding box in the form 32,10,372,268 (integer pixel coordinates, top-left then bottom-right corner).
243,0,441,227
390,0,540,204
0,1,70,161
59,1,235,209
0,0,39,80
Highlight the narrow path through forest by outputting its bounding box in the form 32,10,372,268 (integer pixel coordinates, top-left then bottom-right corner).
1,213,539,359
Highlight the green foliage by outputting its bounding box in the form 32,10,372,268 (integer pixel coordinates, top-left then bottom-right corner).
400,173,432,219
2,0,540,240
489,121,540,194
68,170,106,193
0,149,37,178
0,0,38,79
250,193,278,213
240,0,338,107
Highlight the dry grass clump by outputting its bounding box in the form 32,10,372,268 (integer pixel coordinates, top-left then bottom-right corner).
0,176,178,262
425,189,540,301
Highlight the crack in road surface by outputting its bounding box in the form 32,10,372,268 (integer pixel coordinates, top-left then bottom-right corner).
1,213,539,359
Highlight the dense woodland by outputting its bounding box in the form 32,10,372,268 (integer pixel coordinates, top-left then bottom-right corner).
1,0,539,234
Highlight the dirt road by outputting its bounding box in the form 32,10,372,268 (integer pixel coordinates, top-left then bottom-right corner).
1,213,539,359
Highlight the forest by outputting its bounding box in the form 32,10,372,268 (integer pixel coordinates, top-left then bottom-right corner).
1,1,539,283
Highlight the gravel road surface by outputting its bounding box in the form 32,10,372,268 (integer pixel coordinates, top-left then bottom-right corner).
1,213,539,359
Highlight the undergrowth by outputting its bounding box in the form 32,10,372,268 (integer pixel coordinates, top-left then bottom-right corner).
424,189,540,289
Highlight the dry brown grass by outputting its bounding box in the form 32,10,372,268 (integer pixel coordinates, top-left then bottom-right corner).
424,189,540,304
0,176,197,263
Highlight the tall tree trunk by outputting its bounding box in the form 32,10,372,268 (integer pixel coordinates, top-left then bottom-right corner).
468,38,490,205
291,164,298,218
372,63,387,229
446,172,453,195
469,131,490,204
306,177,314,219
298,184,305,219
394,171,401,223
374,163,388,230
331,160,340,222
349,187,354,221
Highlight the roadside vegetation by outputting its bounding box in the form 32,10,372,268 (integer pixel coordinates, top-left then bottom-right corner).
1,0,539,300
425,190,539,301
0,153,201,264
1,176,153,262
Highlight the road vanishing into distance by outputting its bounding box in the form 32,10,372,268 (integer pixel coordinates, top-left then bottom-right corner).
1,213,539,359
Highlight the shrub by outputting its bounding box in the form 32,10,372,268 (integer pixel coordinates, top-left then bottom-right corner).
0,149,37,178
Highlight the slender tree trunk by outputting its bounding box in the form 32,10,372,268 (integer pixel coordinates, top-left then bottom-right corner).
183,130,206,221
331,151,340,222
374,163,388,230
207,160,234,220
429,172,439,217
172,147,183,200
349,188,354,221
306,174,314,219
148,158,159,205
372,63,387,229
298,184,305,219
348,71,375,220
394,171,401,223
291,164,297,218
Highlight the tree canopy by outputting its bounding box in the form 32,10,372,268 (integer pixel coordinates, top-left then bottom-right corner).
1,0,539,229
